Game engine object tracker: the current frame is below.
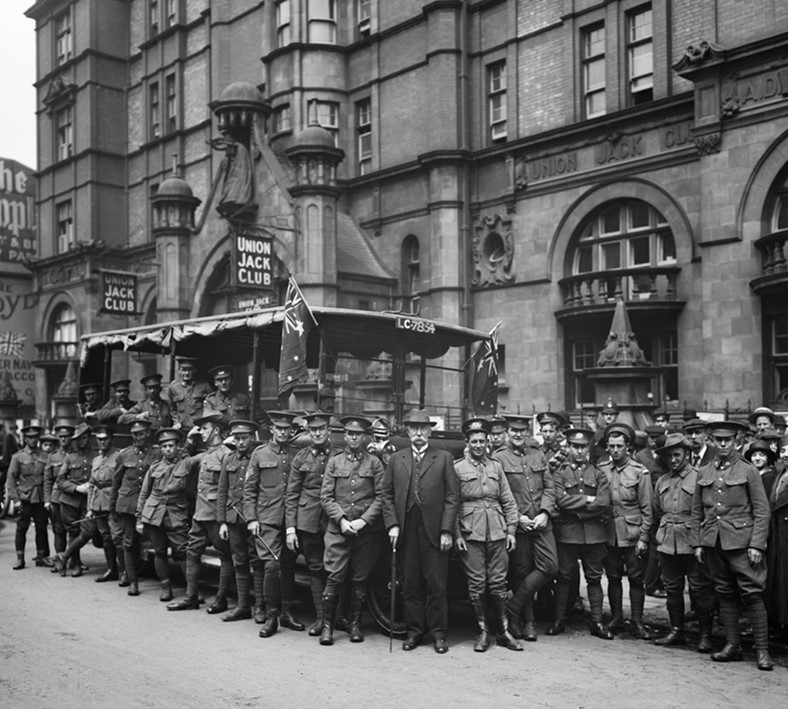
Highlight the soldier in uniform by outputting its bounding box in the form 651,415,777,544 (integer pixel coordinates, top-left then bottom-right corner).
286,412,336,635
40,432,58,455
494,414,558,642
205,365,250,421
90,379,136,428
218,419,260,622
243,416,292,638
55,423,95,576
111,415,159,596
598,422,654,639
55,425,121,582
118,374,173,431
6,425,49,570
454,418,521,652
487,415,508,456
652,433,714,651
382,408,458,654
692,420,773,671
167,410,235,615
136,427,194,602
318,415,384,646
167,356,212,431
79,383,103,420
43,424,75,570
537,411,569,472
592,398,619,462
547,427,612,639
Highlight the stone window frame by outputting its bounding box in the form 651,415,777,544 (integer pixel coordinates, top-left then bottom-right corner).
626,4,653,107
272,103,292,135
276,0,291,47
149,80,161,139
56,199,74,254
312,100,340,146
55,104,74,162
582,21,606,119
54,7,73,67
165,72,178,134
357,0,371,39
50,302,78,358
356,98,372,175
487,61,507,143
308,0,337,45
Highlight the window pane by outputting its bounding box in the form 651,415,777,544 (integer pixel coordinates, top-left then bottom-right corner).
630,8,652,42
573,340,597,370
600,206,620,234
584,26,605,58
630,202,650,228
776,197,788,230
586,91,606,117
631,43,653,78
586,58,605,89
602,242,620,269
576,245,593,273
659,233,676,262
630,236,650,265
774,317,788,354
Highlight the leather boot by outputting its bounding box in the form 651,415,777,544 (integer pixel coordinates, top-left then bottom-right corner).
308,575,325,636
347,587,365,643
127,580,140,597
507,578,530,639
167,595,200,610
470,594,490,652
319,594,339,646
95,546,119,583
116,547,128,586
696,610,713,653
335,583,349,632
745,596,774,671
258,610,279,638
208,559,233,614
124,549,139,586
224,566,252,622
655,598,685,646
588,583,613,639
280,607,306,631
606,580,624,634
55,551,67,577
711,598,743,662
546,583,570,635
159,581,173,602
629,585,654,640
12,552,25,570
494,593,523,651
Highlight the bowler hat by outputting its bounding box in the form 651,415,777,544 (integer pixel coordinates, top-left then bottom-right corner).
402,409,437,427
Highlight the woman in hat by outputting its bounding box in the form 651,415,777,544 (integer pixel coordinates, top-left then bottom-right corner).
744,439,778,498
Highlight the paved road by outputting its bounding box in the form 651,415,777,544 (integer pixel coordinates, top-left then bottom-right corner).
0,524,786,709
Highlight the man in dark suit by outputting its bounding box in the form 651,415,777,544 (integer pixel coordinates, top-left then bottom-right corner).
382,408,459,654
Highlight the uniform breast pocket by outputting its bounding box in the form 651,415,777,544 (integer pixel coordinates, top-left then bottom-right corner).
620,478,640,502
205,465,222,485
358,468,375,478
172,470,190,491
724,477,748,489
68,464,85,482
258,465,280,488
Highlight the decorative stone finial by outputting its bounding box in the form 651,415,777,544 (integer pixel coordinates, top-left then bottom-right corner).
596,299,650,368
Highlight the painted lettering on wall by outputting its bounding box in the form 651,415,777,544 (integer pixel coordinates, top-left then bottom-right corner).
0,158,36,264
0,278,36,405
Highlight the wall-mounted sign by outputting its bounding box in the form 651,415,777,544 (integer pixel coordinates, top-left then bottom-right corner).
231,291,275,312
232,227,274,290
0,158,36,264
99,269,137,314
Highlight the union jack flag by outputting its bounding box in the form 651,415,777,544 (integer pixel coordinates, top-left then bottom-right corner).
0,332,25,358
470,324,499,416
278,276,317,395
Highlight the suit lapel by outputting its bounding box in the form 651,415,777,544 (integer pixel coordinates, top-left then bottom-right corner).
419,448,436,478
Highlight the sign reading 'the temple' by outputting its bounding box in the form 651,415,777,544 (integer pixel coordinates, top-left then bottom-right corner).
232,227,274,290
99,269,137,314
0,159,36,264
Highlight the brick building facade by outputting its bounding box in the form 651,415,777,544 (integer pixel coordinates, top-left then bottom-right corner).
22,0,788,423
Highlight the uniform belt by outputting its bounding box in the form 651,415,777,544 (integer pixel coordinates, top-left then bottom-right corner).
660,513,690,523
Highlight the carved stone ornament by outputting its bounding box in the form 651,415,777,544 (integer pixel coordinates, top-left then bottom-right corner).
721,96,741,119
514,159,528,191
672,40,726,72
694,133,721,156
472,214,515,287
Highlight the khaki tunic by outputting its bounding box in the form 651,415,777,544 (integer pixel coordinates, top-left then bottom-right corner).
7,448,48,503
653,464,698,555
454,454,518,542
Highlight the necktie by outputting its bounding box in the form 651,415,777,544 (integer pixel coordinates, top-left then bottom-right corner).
692,452,700,467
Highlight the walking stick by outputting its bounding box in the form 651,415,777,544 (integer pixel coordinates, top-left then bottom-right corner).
230,502,280,562
389,541,397,653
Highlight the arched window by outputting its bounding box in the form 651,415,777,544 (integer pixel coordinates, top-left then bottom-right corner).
562,200,680,409
50,303,77,359
571,200,675,299
401,235,420,296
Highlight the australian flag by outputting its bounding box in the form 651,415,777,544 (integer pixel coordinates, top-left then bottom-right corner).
470,326,499,416
278,276,316,395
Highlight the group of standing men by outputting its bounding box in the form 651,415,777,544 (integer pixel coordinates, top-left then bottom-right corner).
3,372,786,670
